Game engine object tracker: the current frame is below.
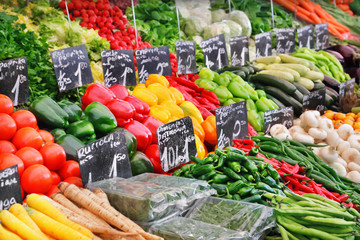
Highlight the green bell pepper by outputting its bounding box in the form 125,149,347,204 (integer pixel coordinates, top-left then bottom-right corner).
197,79,218,91
256,90,267,99
233,98,245,103
214,86,233,103
84,102,117,135
228,81,250,99
58,100,83,123
66,120,96,143
56,134,85,160
256,97,274,112
243,82,259,101
109,128,137,159
51,128,66,142
199,68,215,80
246,99,257,111
247,110,263,132
223,99,236,106
130,151,154,176
30,96,69,128
214,75,230,87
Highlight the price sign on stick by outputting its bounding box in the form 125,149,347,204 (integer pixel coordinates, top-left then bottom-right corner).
339,78,355,110
315,23,329,50
157,117,197,172
216,101,248,149
77,129,132,186
230,35,249,67
302,89,326,114
51,45,94,92
264,107,294,135
255,32,272,58
101,50,136,87
0,165,22,210
200,34,229,71
176,41,196,74
297,25,314,49
276,28,296,54
135,46,172,84
0,57,29,106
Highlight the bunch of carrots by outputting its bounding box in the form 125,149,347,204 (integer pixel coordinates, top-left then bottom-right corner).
273,0,350,40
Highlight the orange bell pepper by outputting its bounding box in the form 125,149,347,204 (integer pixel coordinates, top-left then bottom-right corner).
145,74,169,88
195,134,207,159
201,115,217,145
189,116,205,143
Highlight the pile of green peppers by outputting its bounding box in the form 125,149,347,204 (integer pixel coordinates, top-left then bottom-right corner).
194,67,278,132
173,147,285,204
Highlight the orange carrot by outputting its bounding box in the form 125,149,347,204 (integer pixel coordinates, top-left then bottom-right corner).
328,24,345,40
273,0,296,11
296,6,311,16
299,0,314,12
333,24,347,34
338,4,350,11
296,12,314,23
309,12,322,24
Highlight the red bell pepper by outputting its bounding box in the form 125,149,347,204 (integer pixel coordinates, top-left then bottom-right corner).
82,84,116,108
142,116,163,144
109,85,129,100
144,144,166,174
106,99,136,127
124,96,150,122
125,120,152,151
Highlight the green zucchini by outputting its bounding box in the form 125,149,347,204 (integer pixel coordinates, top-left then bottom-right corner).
266,94,286,109
279,54,311,68
313,80,325,90
293,82,310,95
250,74,297,94
255,56,281,65
265,64,300,80
264,86,303,116
290,89,304,103
282,63,310,76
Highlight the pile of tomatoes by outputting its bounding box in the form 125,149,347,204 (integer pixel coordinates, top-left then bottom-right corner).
0,94,82,199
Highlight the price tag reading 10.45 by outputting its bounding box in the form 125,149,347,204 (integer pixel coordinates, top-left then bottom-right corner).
157,117,197,172
50,44,94,92
215,101,248,149
200,34,229,71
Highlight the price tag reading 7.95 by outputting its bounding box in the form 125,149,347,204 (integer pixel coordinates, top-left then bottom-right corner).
157,117,197,172
200,34,229,71
215,101,248,149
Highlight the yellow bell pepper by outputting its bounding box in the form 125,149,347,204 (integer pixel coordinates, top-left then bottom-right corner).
195,134,207,159
150,105,171,123
180,101,204,124
161,101,184,120
133,87,158,106
169,87,185,105
147,83,176,104
166,116,180,123
189,116,205,143
145,74,169,88
133,83,146,90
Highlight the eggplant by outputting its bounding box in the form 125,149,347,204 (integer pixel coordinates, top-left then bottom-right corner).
325,86,339,98
344,67,360,80
323,74,340,91
328,45,355,66
326,50,344,63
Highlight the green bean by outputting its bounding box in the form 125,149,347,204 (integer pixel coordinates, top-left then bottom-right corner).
302,194,343,209
303,216,356,227
275,209,331,218
310,225,355,234
278,224,290,240
289,201,323,208
281,207,353,221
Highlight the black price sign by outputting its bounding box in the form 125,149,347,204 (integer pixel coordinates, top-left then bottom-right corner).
51,45,94,92
276,28,295,54
339,78,355,105
315,23,329,50
215,101,248,149
101,49,136,87
157,117,197,172
0,57,29,106
200,34,229,71
264,107,294,135
255,31,272,58
0,165,22,210
77,129,132,186
176,41,196,75
135,46,172,84
230,35,249,67
302,89,326,114
297,25,314,49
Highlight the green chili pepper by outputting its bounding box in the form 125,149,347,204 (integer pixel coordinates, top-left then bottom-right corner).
172,169,182,177
191,164,214,177
267,165,280,181
248,146,259,156
183,171,194,178
198,170,217,181
224,146,245,155
228,180,246,194
244,159,258,174
238,185,254,197
222,167,242,181
241,194,262,203
232,194,242,201
211,183,227,195
226,152,247,162
256,182,276,193
244,174,255,182
211,174,230,184
226,161,241,173
253,172,261,182
263,176,280,189
181,163,196,172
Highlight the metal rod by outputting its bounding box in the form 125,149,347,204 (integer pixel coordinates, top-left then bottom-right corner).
270,0,275,29
64,0,72,27
228,0,231,19
131,0,139,48
176,6,181,40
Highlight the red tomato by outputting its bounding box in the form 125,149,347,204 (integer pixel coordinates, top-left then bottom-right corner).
50,171,61,185
59,0,65,9
40,143,66,171
0,140,16,154
38,130,54,144
46,185,60,198
12,127,43,150
63,177,83,188
58,160,81,180
11,110,37,130
16,147,43,169
0,113,17,141
0,153,24,176
21,164,52,194
0,94,13,114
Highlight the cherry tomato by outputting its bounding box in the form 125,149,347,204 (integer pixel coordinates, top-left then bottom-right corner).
0,153,24,176
12,127,43,150
46,185,60,198
50,171,61,185
0,94,13,114
11,110,37,130
21,164,52,194
38,130,54,144
0,140,16,154
0,113,17,141
16,147,43,169
63,176,83,188
40,143,66,171
58,160,81,180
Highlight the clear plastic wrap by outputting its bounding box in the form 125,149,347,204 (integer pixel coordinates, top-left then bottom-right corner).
149,217,249,240
185,197,276,240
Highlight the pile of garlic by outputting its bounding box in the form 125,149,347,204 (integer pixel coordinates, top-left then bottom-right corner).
270,110,360,183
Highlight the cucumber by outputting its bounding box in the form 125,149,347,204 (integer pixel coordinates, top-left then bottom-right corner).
253,82,265,90
255,56,281,65
291,89,304,103
216,66,243,73
313,80,325,90
282,63,310,76
255,63,267,70
266,94,286,109
250,74,296,94
296,77,314,90
304,71,325,81
233,70,246,79
265,64,300,80
293,82,310,95
264,86,303,116
279,54,312,68
259,70,294,82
